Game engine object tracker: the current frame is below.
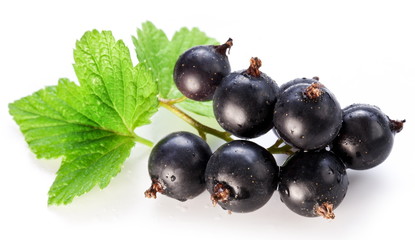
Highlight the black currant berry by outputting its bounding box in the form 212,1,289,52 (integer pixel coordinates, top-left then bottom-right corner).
278,151,348,219
213,57,279,138
173,39,233,101
205,140,279,213
332,104,405,170
278,76,319,93
273,78,342,150
145,132,212,201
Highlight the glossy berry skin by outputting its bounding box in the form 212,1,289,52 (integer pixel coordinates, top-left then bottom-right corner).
205,140,279,213
146,132,212,201
173,41,231,101
213,65,279,138
278,151,348,219
332,104,404,170
273,78,342,150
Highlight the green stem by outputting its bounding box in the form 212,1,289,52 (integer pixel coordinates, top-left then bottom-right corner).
267,139,294,155
158,97,233,142
133,134,154,147
160,96,187,105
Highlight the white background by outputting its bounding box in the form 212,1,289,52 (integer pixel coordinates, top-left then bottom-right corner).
1,0,414,239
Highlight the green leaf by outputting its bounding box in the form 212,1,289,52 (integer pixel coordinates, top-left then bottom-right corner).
49,134,135,205
133,22,219,118
74,30,158,131
133,22,169,96
9,30,159,204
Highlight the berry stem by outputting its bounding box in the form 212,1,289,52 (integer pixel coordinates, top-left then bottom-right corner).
158,97,233,142
267,139,294,155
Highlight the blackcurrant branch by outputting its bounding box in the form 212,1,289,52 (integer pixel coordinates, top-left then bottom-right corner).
159,96,187,105
159,97,294,155
133,133,154,147
158,97,233,142
267,138,294,155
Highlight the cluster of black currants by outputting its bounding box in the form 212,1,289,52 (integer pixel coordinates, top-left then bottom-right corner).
145,39,405,219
